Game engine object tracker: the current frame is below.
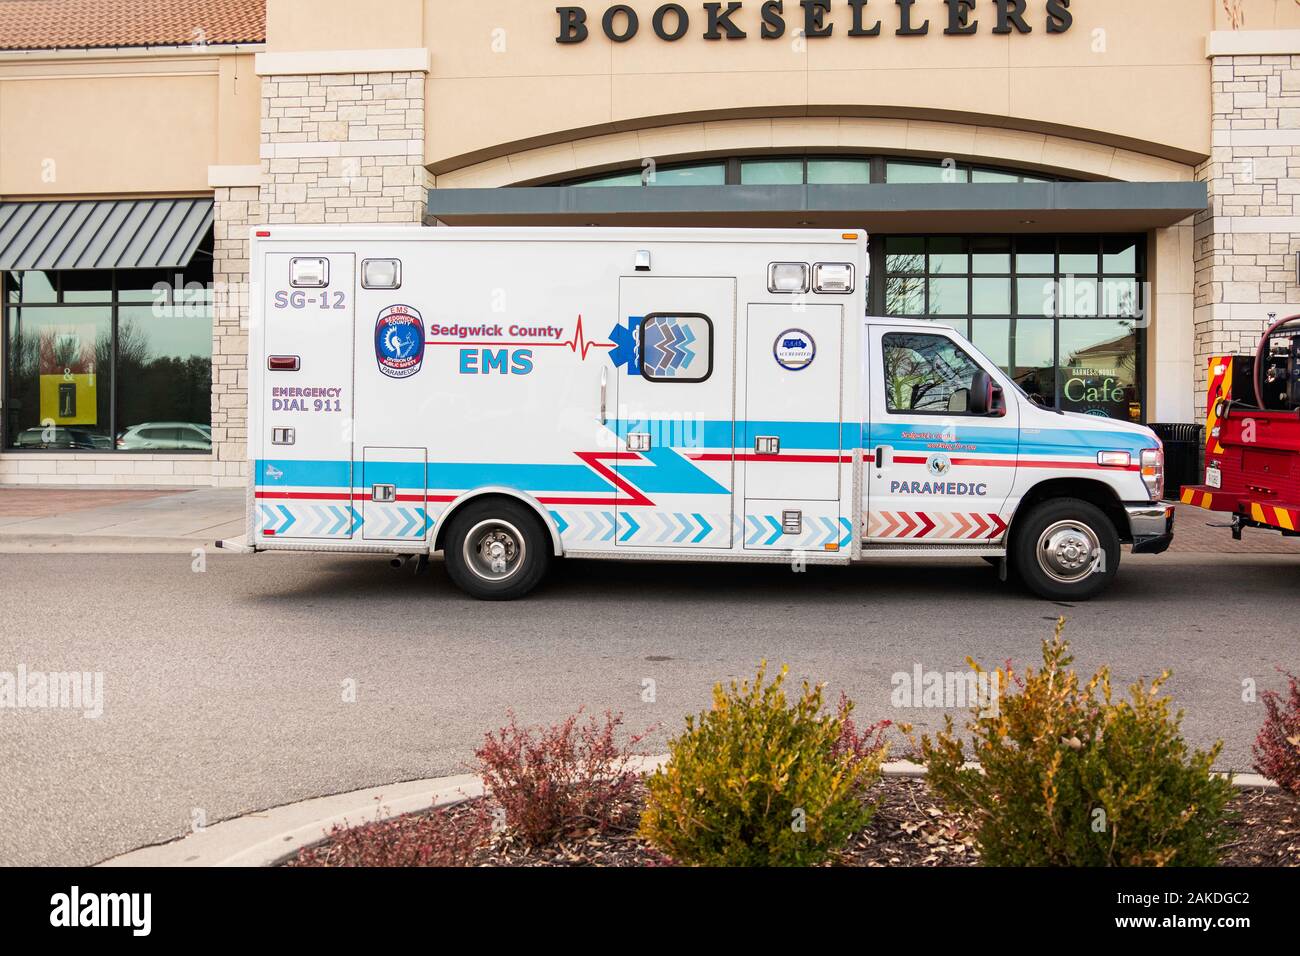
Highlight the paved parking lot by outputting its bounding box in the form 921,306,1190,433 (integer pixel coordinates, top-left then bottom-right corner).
0,544,1296,866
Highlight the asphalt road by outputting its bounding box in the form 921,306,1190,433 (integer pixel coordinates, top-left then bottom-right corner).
1,548,1297,866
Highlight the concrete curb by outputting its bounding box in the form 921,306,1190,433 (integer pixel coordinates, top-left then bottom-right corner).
0,534,223,554
97,757,1277,868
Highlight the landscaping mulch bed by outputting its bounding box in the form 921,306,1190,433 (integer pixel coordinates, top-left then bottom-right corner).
285,777,1299,868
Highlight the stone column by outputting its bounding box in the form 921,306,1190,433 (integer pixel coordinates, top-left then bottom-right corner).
209,166,265,487
1195,41,1300,418
259,60,429,225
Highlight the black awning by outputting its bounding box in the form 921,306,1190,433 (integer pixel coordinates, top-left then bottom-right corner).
425,182,1207,233
0,197,213,271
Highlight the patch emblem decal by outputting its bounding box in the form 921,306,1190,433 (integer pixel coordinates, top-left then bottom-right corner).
927,453,951,477
774,328,815,371
375,304,425,379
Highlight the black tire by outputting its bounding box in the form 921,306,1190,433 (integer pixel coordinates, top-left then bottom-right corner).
1010,498,1120,601
442,498,551,600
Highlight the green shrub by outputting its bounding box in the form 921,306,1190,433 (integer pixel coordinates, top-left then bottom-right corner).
921,619,1235,867
640,662,888,867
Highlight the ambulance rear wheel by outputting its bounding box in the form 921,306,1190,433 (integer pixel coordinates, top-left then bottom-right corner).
443,500,550,600
1010,498,1119,601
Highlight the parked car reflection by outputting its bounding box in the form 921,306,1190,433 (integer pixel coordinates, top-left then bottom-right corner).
115,422,212,451
12,426,112,449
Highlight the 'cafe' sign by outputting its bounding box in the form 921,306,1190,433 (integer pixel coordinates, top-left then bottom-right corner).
556,1,1075,43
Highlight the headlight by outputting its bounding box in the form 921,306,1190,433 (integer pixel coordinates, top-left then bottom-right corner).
1140,446,1164,501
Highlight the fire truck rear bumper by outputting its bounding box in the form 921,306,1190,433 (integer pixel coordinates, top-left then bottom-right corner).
1126,503,1176,555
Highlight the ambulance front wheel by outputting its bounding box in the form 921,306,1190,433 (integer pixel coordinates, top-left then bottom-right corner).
443,500,551,600
1010,498,1119,601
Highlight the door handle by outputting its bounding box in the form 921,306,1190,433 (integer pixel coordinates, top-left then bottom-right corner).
755,436,780,455
599,367,607,425
873,446,889,468
627,432,651,452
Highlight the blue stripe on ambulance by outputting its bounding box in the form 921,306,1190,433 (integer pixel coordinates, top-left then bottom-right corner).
253,423,1153,497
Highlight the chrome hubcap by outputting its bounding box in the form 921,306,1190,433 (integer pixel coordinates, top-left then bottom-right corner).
1036,520,1101,584
464,519,525,582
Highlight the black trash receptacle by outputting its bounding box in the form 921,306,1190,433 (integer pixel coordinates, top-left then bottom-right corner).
1148,423,1204,499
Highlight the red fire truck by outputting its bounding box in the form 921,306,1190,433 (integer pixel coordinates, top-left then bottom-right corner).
1181,314,1300,538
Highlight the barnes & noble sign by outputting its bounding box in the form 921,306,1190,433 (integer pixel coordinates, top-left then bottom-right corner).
556,1,1074,43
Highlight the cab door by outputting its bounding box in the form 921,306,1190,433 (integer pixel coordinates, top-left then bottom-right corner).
613,276,735,549
865,325,1018,545
256,253,357,540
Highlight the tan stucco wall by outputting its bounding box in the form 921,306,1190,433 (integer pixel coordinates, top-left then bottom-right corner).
0,53,260,198
424,0,1214,175
217,54,261,167
266,0,423,52
1216,0,1300,30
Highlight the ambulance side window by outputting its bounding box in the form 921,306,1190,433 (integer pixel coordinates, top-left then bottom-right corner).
882,332,982,415
639,313,713,383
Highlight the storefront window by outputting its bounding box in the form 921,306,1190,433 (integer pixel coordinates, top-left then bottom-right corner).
739,159,803,185
2,251,213,452
807,159,871,184
878,235,1146,422
1058,319,1142,421
4,305,112,449
557,155,1068,188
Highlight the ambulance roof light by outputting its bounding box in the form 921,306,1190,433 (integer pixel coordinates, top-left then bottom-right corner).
813,262,854,294
768,262,809,294
361,258,401,289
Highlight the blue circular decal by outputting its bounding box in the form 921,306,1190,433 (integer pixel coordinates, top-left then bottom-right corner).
375,304,425,379
774,328,815,371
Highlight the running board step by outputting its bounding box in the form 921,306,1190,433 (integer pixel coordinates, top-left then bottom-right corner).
860,546,1006,557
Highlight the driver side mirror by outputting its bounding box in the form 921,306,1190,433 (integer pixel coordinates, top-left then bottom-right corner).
969,370,1005,416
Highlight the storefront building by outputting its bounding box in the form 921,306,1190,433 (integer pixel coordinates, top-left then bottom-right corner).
0,0,1297,486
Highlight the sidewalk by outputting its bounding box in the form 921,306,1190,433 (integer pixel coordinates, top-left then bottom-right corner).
0,486,245,552
0,488,1294,555
1169,502,1300,554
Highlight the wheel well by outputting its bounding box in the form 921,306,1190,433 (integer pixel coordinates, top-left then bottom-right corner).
432,490,563,555
1011,478,1131,543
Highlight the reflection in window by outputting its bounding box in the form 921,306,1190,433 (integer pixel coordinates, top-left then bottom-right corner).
2,244,214,451
878,235,1146,420
652,164,725,186
571,171,643,187
971,318,1055,408
5,306,113,449
882,332,982,414
115,305,213,450
887,161,965,184
927,278,967,314
807,159,871,184
1058,320,1142,422
885,276,925,316
885,237,925,274
554,154,1068,188
739,160,803,185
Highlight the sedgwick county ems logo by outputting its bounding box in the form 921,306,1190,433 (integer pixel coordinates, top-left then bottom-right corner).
774,328,816,371
927,453,952,477
375,304,425,379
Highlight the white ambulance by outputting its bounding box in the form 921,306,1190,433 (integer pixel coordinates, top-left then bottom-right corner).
244,226,1174,601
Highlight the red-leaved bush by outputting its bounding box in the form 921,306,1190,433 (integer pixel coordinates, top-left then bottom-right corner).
474,708,647,847
830,693,892,795
289,800,491,867
1253,670,1300,797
